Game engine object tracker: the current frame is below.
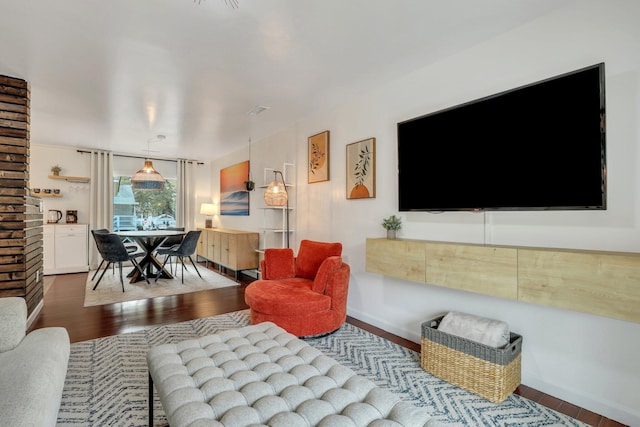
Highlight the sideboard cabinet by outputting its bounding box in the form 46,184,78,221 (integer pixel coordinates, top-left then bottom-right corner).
366,238,640,324
197,228,259,279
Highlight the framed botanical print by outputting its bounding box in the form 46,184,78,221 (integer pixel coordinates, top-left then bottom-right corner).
308,130,330,183
346,137,376,199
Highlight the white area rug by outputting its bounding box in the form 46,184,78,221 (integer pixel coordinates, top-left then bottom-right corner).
84,263,237,307
58,310,589,426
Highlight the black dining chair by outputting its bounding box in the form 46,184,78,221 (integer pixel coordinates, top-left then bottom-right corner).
90,228,111,281
91,228,140,280
155,227,185,274
92,232,149,292
155,230,202,284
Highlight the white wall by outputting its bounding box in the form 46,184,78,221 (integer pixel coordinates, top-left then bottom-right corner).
285,1,640,425
210,127,298,249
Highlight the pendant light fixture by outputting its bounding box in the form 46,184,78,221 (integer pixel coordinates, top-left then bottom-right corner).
244,138,255,191
244,105,269,192
132,135,166,190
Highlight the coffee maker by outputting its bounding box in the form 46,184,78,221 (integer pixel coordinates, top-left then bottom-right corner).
66,210,78,223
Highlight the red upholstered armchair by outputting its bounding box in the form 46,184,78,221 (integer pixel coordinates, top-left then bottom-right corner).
244,240,350,337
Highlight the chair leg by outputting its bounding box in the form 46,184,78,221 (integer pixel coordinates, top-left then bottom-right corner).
154,255,171,282
163,254,173,275
118,262,125,292
175,256,189,284
188,256,202,279
93,262,112,290
179,256,185,284
167,254,187,274
91,259,106,280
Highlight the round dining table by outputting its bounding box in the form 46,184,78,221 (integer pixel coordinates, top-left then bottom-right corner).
115,230,186,283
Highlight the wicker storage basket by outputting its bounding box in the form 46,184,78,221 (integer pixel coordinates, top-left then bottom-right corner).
421,315,522,403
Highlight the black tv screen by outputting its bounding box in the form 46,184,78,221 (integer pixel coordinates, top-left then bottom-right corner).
397,63,606,212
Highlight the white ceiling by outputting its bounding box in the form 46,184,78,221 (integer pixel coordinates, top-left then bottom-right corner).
0,0,568,162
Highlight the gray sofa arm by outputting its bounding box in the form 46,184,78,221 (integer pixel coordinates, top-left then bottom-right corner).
0,297,71,427
0,297,27,352
0,326,70,427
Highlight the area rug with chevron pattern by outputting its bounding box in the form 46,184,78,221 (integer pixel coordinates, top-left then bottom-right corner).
57,310,588,426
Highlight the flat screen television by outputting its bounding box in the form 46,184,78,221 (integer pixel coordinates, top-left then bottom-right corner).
397,63,606,212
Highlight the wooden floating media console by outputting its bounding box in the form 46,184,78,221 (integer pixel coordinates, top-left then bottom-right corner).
365,238,640,324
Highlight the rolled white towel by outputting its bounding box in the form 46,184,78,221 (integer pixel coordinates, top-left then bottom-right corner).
438,311,510,348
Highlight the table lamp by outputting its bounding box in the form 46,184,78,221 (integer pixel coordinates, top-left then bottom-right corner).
200,203,216,228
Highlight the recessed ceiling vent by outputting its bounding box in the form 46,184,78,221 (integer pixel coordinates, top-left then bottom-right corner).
247,105,269,116
194,0,239,8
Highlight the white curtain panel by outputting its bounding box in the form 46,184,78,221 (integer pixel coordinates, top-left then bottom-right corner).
176,159,196,230
88,150,114,269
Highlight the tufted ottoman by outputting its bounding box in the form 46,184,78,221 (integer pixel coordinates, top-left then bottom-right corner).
147,321,441,427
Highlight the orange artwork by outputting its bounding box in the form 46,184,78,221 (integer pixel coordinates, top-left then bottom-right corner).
346,138,376,199
220,161,250,215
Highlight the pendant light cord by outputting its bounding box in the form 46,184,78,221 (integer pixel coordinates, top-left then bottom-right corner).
248,138,252,180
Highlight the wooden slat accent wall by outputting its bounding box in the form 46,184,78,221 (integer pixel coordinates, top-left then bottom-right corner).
0,74,43,316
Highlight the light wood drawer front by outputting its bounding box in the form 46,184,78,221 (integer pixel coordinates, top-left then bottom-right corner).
366,238,426,283
365,238,640,323
518,249,640,323
425,243,518,300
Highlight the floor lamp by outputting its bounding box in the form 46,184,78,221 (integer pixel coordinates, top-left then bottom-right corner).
263,170,289,248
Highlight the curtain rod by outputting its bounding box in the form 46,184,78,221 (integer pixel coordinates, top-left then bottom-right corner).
76,149,203,165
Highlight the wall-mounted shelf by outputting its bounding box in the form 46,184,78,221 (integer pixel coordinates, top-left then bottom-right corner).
258,183,294,189
259,206,294,211
48,175,90,183
366,237,640,324
34,192,63,197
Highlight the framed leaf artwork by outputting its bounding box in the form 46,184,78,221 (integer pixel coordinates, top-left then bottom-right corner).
308,130,330,183
346,137,376,199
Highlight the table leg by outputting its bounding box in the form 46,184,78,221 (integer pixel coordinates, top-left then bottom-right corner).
128,236,175,283
148,372,154,427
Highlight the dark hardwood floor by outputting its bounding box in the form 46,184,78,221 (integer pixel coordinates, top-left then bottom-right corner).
30,263,625,427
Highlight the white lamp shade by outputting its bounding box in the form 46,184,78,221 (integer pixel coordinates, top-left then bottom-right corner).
200,203,216,228
200,203,217,216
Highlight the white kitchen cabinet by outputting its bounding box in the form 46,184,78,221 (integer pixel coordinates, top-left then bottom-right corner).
43,225,55,274
43,224,89,275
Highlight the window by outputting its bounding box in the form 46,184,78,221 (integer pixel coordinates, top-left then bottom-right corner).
112,157,177,231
